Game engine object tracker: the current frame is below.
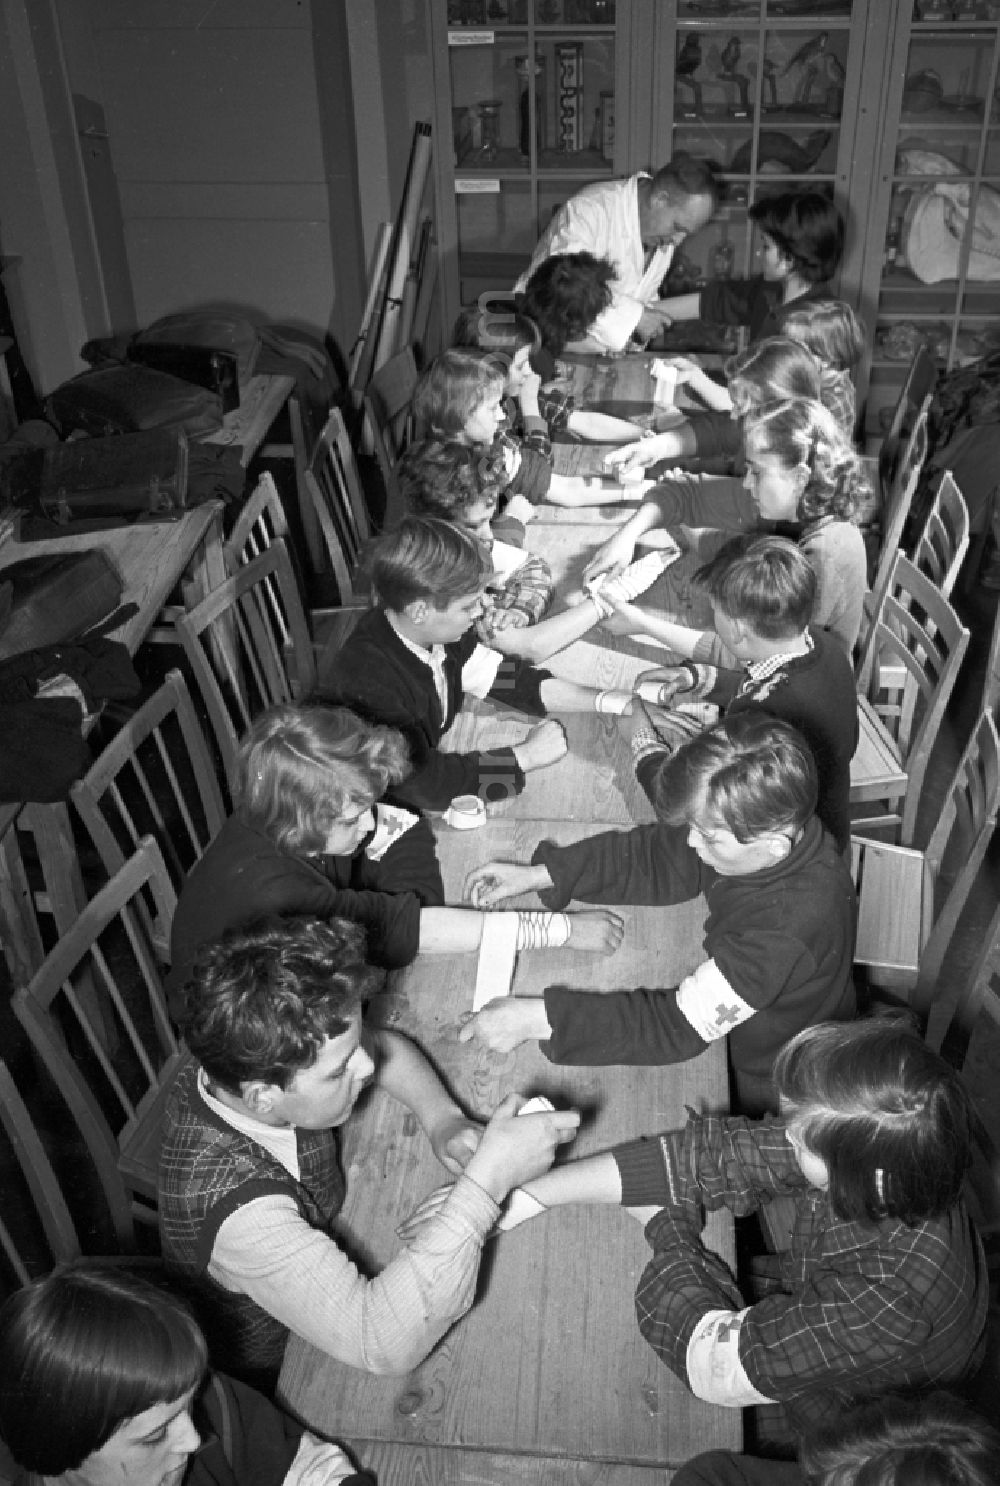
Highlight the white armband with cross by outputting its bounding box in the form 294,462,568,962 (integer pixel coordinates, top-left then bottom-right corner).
675,959,756,1043
686,1308,776,1407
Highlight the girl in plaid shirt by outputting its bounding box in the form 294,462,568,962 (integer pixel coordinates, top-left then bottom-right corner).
498,1020,989,1433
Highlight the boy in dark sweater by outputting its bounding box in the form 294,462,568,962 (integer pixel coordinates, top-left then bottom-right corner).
627,533,859,852
460,713,857,1116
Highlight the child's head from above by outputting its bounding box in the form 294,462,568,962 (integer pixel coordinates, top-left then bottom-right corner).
365,516,490,643
799,1392,1000,1486
652,713,817,876
774,1020,973,1223
696,533,817,653
452,303,540,397
519,251,616,355
396,437,503,542
742,396,867,523
182,915,382,1112
234,703,410,858
724,335,821,419
749,190,845,285
781,297,865,373
412,348,506,445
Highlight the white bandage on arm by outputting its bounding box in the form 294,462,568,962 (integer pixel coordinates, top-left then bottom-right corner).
676,959,757,1043
284,1431,360,1486
461,643,505,699
685,1307,776,1407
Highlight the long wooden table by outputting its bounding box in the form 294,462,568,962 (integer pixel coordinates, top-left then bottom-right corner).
278,818,738,1480
0,504,224,985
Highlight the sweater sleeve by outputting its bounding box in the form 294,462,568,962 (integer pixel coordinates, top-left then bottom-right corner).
699,276,772,330
684,412,742,463
392,743,526,814
531,823,704,907
207,1175,499,1376
541,981,709,1066
646,475,758,532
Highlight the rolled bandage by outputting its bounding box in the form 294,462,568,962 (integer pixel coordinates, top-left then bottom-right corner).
587,549,677,613
594,689,633,715
497,1187,549,1233
650,359,678,408
516,912,571,951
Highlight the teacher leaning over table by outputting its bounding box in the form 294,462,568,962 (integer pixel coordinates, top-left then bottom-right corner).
514,153,722,354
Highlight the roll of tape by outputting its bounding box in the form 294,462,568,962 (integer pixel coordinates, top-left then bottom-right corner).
445,794,487,830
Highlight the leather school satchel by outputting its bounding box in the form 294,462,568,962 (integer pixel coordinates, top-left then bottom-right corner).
0,548,125,662
45,364,224,439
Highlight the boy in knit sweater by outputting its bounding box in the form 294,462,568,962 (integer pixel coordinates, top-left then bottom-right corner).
461,713,856,1116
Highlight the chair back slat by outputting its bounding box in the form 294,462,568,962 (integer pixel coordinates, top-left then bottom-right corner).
0,1060,84,1292
911,469,970,597
363,344,418,520
177,542,315,782
225,471,290,571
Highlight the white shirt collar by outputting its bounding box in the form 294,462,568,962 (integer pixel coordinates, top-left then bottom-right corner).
197,1066,300,1179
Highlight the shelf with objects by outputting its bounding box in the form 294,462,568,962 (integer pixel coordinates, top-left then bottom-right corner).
431,0,628,329
857,4,1000,447
651,2,870,361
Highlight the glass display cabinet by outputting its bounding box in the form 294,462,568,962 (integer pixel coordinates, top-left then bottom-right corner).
856,0,1000,445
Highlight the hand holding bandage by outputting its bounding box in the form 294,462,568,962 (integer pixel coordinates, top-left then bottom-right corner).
585,548,680,619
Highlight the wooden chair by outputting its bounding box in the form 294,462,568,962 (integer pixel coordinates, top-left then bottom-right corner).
911,468,970,598
362,343,417,523
70,668,227,921
852,708,1000,1016
224,469,290,570
12,838,184,1225
175,540,315,782
850,553,970,844
307,406,372,575
883,342,938,447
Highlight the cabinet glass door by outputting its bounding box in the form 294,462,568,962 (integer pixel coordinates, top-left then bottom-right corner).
865,6,1000,442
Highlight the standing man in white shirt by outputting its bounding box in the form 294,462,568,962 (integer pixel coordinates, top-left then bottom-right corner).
514,154,722,353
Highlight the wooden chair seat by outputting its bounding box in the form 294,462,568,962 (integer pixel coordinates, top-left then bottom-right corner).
852,836,933,979
850,698,908,806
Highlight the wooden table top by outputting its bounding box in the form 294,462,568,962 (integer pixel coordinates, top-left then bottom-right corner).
278,818,738,1472
200,371,295,467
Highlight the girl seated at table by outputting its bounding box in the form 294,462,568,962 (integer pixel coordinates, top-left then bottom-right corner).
781,298,866,441
604,335,823,480
0,1264,374,1486
168,702,621,1006
412,347,630,509
488,1020,989,1434
586,397,870,661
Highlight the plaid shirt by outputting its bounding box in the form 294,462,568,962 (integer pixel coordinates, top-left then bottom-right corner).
619,1114,988,1431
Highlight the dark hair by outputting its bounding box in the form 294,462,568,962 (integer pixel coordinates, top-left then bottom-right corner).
800,1392,1000,1486
235,704,410,855
743,397,870,522
774,1021,973,1224
519,252,616,356
750,190,845,283
363,516,489,610
452,298,541,365
723,335,821,414
396,437,506,522
182,917,382,1093
411,348,504,441
782,297,866,372
650,153,725,210
696,533,817,638
650,712,817,839
0,1265,207,1475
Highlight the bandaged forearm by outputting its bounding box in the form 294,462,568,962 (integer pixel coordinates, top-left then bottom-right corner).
685,1308,776,1407
515,911,571,950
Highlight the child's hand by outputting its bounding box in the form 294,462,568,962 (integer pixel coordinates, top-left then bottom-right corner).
635,664,695,703
465,859,549,908
603,439,661,477
567,909,625,955
429,1111,484,1176
516,367,542,410
462,1091,580,1201
656,355,701,386
513,718,567,773
583,529,638,584
459,998,545,1054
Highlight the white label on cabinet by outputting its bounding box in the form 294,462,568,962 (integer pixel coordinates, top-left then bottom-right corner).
455,178,501,193
448,30,495,45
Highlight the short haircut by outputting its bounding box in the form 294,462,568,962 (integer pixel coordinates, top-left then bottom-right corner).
774,1020,973,1224
363,516,489,611
781,297,866,372
743,396,871,522
411,348,503,441
396,436,506,522
724,335,821,413
0,1264,207,1475
452,298,541,367
519,252,615,356
800,1392,1000,1486
234,703,410,855
750,190,845,283
649,712,818,840
696,533,817,638
650,152,725,210
182,916,382,1093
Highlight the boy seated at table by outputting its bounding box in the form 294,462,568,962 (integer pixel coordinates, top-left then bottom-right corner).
317,517,667,815
622,534,858,853
460,713,857,1117
159,914,581,1393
